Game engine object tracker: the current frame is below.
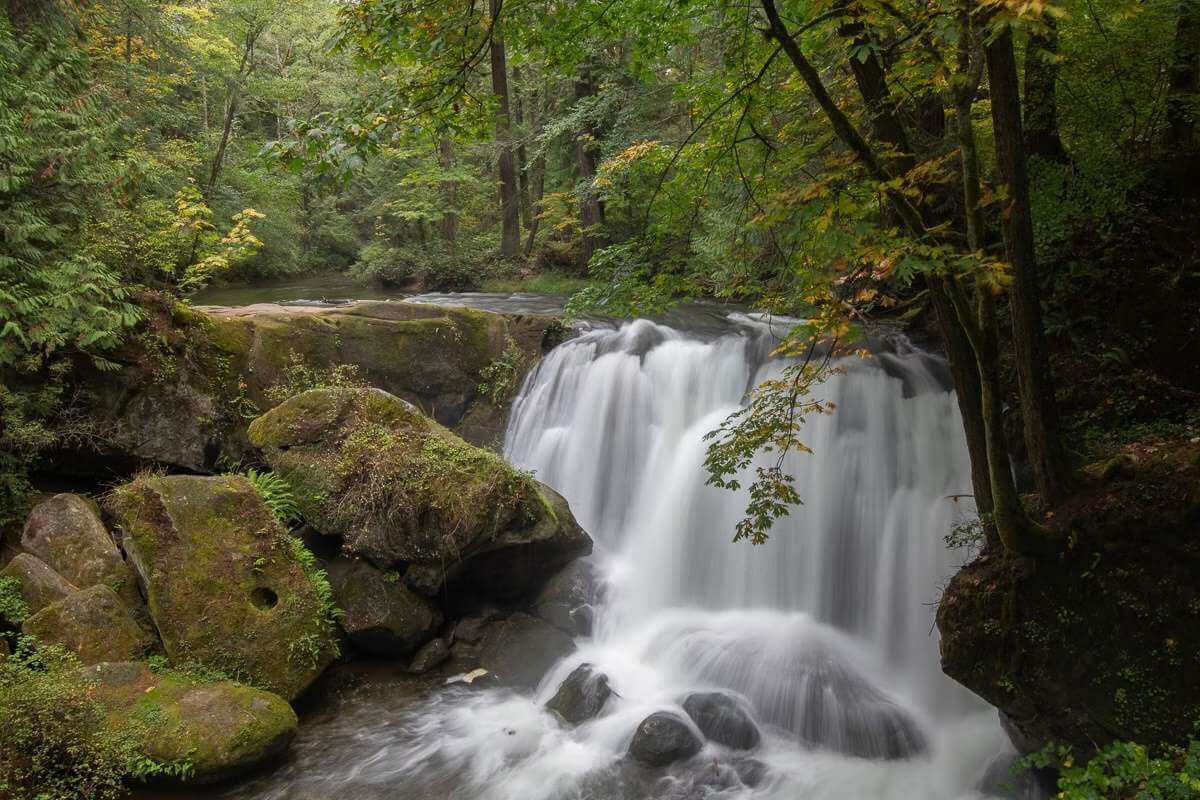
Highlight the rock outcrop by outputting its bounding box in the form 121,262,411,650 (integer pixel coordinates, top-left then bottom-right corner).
249,387,591,600
109,474,338,700
451,611,576,690
326,557,442,656
938,441,1200,758
0,553,77,615
20,493,139,607
682,692,761,751
90,300,563,472
86,661,297,785
532,559,598,636
21,585,149,664
546,663,612,724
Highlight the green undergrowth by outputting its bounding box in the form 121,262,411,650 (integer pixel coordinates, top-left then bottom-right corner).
480,269,593,296
1021,732,1200,799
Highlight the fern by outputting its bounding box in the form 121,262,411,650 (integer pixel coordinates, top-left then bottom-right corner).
243,469,301,524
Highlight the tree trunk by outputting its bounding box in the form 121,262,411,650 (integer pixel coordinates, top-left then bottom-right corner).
1166,0,1200,150
512,66,533,231
524,83,548,257
985,28,1072,505
438,136,458,249
573,58,604,268
489,0,521,260
207,28,258,197
1023,18,1069,162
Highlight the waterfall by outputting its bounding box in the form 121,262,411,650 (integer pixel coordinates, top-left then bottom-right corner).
222,310,1020,800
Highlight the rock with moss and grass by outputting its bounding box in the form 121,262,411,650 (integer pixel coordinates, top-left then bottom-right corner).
937,440,1200,760
21,585,151,665
248,387,591,600
108,474,339,700
1,553,77,616
20,493,140,609
326,556,442,657
86,661,298,785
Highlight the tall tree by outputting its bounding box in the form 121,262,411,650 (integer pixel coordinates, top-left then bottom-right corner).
489,0,521,259
1166,0,1200,150
1024,18,1069,162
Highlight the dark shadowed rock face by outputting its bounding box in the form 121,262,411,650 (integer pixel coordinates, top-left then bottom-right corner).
86,661,298,785
326,557,442,657
451,612,576,690
0,553,77,615
20,493,138,607
249,387,591,599
546,663,612,724
682,692,761,750
21,585,149,665
108,474,337,700
532,558,598,636
628,711,703,767
408,638,451,674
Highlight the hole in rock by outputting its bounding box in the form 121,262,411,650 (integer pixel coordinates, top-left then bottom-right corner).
251,587,279,610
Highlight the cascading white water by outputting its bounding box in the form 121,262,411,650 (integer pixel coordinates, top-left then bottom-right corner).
219,309,1023,800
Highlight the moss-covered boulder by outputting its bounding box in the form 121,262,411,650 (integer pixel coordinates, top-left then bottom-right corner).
85,661,297,785
108,474,338,700
20,493,139,607
0,553,77,615
248,387,591,599
326,557,442,656
937,441,1200,758
22,585,150,665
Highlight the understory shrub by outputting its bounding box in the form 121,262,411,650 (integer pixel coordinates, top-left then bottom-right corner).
1022,734,1200,799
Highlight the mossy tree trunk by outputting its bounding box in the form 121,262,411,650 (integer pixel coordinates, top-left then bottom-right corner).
488,0,520,260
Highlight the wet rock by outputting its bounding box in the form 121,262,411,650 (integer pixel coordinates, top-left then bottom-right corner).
326,557,442,657
734,758,769,788
532,559,597,636
108,474,337,700
628,711,703,767
249,388,590,599
21,585,150,665
0,553,77,615
682,691,761,750
87,661,297,785
20,493,138,607
546,663,612,724
453,612,575,690
408,638,450,674
977,752,1056,799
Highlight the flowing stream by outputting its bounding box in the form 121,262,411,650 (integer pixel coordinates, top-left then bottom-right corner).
215,305,1021,800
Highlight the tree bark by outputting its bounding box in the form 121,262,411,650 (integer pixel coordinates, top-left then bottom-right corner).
985,28,1072,504
438,136,458,249
207,26,260,197
1023,18,1068,162
524,83,548,257
574,60,603,268
489,0,521,260
1166,0,1200,150
512,66,533,231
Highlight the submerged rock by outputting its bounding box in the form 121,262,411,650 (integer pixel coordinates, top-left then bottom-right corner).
21,585,149,665
87,661,297,785
20,493,138,607
546,663,612,724
326,557,442,656
628,711,703,767
532,558,598,636
0,553,77,615
682,691,761,750
108,474,337,700
249,387,591,598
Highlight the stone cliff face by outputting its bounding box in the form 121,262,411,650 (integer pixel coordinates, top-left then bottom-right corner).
937,441,1200,758
85,300,565,473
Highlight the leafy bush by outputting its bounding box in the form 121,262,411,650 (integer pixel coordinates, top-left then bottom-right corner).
1022,735,1200,799
478,337,529,405
0,639,135,800
264,351,367,407
0,576,29,627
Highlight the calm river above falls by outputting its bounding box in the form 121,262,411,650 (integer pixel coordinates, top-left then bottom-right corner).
161,287,1031,800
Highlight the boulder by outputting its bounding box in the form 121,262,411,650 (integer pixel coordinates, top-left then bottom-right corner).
108,474,338,700
682,692,761,750
1,553,77,615
20,494,138,607
326,557,442,657
628,711,703,767
452,612,575,690
21,585,149,665
533,559,598,636
248,388,591,598
86,661,297,785
408,638,451,674
546,663,612,724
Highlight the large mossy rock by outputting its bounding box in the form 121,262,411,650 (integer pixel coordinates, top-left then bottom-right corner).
249,387,591,599
20,493,139,607
0,553,77,615
91,301,561,472
109,474,338,700
86,661,297,785
21,585,150,664
326,557,442,656
937,441,1200,758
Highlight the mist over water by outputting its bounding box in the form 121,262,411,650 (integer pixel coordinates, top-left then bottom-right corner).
220,311,1018,800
